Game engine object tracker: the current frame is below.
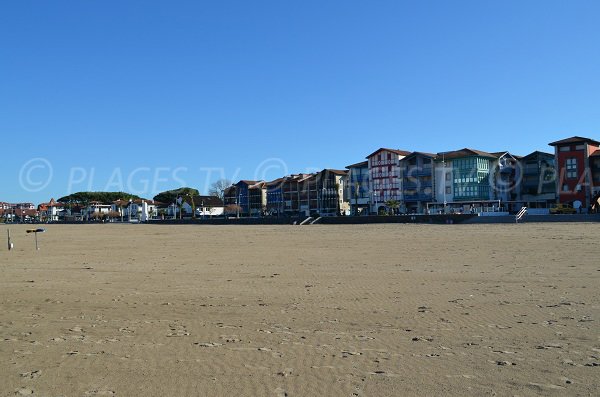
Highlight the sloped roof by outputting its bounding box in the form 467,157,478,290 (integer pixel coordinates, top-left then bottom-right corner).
13,209,38,217
345,160,368,169
39,198,63,207
491,151,523,160
590,149,600,158
185,195,224,207
365,148,412,159
237,180,259,186
548,136,600,146
521,150,555,160
437,148,497,160
266,177,286,186
401,151,438,161
321,169,348,176
249,181,267,189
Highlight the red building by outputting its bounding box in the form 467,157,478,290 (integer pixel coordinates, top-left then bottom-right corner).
549,136,600,210
366,148,411,214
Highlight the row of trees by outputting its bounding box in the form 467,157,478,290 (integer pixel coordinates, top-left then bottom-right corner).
58,191,141,204
55,180,233,207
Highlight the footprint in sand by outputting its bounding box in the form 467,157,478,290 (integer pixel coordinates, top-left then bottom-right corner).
275,368,293,377
84,390,116,395
19,370,41,380
274,387,288,397
194,342,222,347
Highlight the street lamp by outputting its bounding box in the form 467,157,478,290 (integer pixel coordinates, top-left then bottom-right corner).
128,199,132,222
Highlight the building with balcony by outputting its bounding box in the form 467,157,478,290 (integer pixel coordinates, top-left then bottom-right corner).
345,161,370,215
400,152,437,213
591,150,600,202
549,136,600,210
315,169,349,216
430,149,499,213
265,177,285,216
489,151,522,206
281,174,310,216
223,180,267,217
366,148,411,214
248,181,267,216
518,151,556,207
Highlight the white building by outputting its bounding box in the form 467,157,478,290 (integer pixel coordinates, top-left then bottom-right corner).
180,196,224,218
111,199,159,221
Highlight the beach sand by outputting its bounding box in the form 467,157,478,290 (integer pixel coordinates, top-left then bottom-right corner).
0,223,598,396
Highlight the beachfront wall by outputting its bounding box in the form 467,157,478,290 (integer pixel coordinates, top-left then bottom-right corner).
549,136,600,210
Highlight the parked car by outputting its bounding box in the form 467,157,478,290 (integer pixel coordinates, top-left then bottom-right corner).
549,203,577,214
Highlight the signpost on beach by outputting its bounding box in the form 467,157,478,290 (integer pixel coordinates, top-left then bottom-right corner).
26,228,46,250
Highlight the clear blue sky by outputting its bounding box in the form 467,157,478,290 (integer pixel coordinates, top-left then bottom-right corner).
1,0,599,203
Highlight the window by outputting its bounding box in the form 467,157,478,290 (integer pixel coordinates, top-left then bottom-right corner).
445,186,451,194
562,184,569,192
445,172,451,181
566,158,577,179
559,146,570,152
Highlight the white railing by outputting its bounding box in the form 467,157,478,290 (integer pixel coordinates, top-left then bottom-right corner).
515,207,528,223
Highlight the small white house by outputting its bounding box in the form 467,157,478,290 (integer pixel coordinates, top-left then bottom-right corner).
82,201,112,219
177,196,224,218
111,199,158,221
38,198,64,221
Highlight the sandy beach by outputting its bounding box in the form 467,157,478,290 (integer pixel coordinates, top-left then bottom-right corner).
1,223,598,396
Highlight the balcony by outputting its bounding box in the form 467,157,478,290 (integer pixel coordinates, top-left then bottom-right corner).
415,168,433,177
403,180,433,189
404,194,433,202
522,167,539,175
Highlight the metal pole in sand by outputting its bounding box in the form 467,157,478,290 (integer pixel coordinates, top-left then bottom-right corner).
26,228,45,251
7,229,13,251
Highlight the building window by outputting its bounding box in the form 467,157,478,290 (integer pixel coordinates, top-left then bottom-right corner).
559,146,570,152
566,158,577,179
562,184,569,192
445,186,451,194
